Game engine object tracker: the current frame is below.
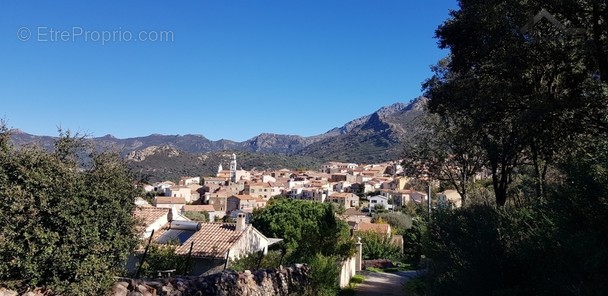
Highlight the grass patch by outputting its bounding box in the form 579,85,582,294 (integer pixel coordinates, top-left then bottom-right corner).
383,264,412,273
365,266,383,273
350,274,365,284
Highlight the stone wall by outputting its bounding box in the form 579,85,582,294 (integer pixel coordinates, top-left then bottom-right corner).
112,264,310,296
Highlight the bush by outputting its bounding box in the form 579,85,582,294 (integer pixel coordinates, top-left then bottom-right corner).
403,216,426,267
0,129,139,295
306,253,340,296
136,243,187,277
426,197,608,295
229,250,284,272
373,212,413,233
350,274,365,284
359,232,402,261
251,198,354,263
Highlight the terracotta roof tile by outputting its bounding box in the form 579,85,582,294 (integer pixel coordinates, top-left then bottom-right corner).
231,195,256,200
343,208,366,216
155,197,186,204
330,192,357,199
153,223,248,258
356,222,390,235
133,207,170,232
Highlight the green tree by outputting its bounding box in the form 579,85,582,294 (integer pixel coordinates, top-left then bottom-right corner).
402,111,485,206
251,198,354,263
306,253,340,296
424,0,608,205
373,203,388,214
0,125,139,295
373,212,413,234
358,231,402,261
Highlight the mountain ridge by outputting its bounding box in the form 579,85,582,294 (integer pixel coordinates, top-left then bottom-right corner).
9,96,427,166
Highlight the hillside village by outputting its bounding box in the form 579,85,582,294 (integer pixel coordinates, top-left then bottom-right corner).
141,154,425,222
130,153,472,276
141,153,469,219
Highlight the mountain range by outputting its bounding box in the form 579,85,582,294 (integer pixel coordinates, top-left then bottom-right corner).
10,96,427,181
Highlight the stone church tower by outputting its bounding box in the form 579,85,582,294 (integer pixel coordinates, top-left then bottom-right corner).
229,153,237,183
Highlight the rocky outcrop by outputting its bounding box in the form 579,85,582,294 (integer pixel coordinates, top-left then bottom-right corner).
126,145,180,162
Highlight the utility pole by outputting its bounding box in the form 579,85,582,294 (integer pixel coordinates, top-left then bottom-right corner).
427,182,432,220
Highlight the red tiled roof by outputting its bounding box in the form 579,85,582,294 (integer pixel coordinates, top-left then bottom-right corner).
356,222,390,235
231,195,256,200
133,207,170,231
343,208,366,217
155,197,186,204
152,223,248,259
330,192,356,199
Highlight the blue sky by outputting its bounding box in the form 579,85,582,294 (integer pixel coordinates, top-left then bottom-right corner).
0,0,457,141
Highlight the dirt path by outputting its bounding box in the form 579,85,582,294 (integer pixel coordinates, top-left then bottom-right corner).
354,270,421,296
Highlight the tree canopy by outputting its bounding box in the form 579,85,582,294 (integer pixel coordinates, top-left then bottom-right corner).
250,198,354,262
423,0,608,206
415,1,608,294
0,125,139,295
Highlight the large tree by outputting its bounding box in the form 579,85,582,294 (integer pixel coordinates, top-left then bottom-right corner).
0,125,139,295
424,0,608,205
251,198,354,262
402,107,485,206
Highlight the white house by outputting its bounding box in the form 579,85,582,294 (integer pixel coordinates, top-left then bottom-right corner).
368,195,393,212
139,213,282,276
154,196,186,213
179,176,201,186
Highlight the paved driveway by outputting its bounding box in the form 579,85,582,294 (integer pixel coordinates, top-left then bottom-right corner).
354,270,422,296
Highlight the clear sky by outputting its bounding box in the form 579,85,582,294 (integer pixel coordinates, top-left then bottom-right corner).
0,0,457,141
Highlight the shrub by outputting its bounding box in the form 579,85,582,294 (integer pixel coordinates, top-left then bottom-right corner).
350,274,365,284
306,253,340,296
136,243,187,277
0,129,139,295
403,217,426,267
229,250,284,272
359,231,402,261
374,212,413,233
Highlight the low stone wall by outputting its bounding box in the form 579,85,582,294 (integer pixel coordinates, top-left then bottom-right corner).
0,265,310,296
112,265,310,296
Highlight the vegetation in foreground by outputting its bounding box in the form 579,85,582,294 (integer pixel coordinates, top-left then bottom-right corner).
0,125,139,295
400,0,608,295
229,198,356,295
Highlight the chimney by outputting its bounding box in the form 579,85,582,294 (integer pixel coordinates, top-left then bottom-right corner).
236,213,246,231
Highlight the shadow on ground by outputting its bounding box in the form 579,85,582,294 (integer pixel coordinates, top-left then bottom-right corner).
354,270,424,296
